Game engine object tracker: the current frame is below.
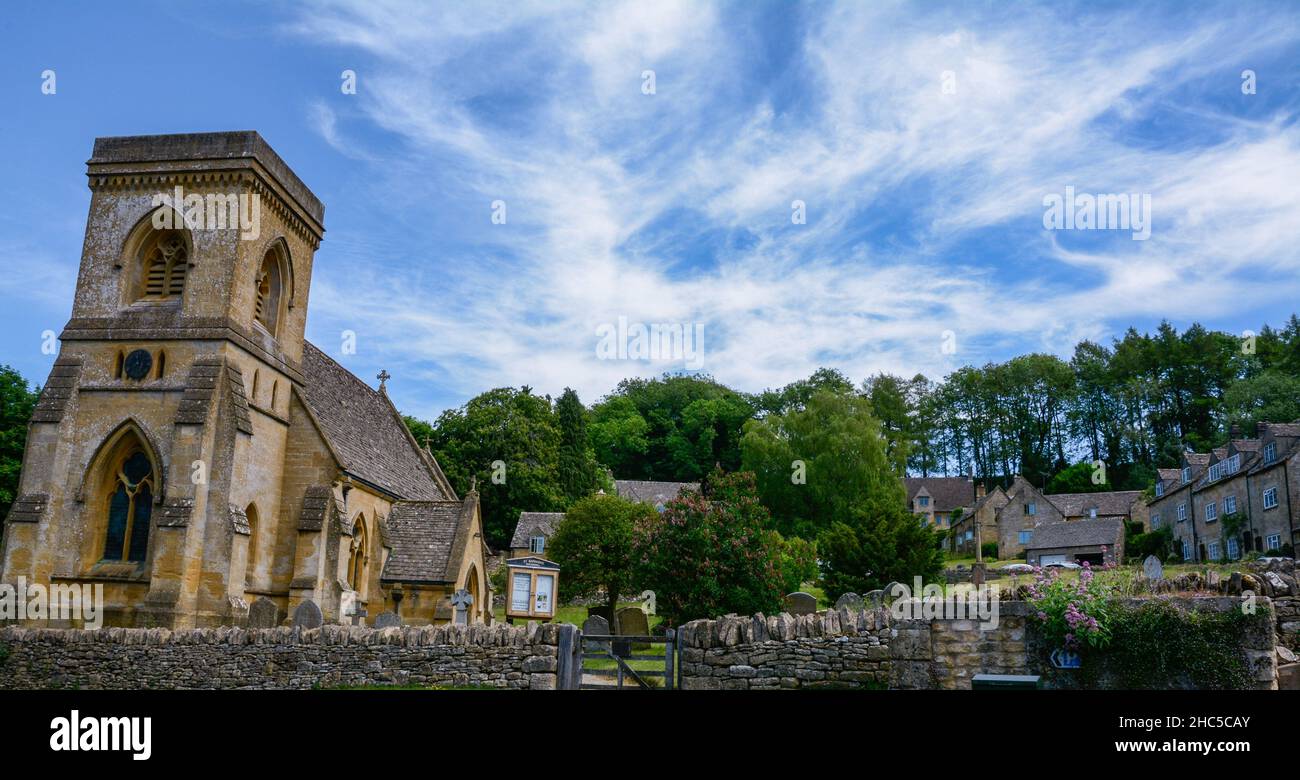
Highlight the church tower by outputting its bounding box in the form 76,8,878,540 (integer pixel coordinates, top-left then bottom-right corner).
1,133,325,627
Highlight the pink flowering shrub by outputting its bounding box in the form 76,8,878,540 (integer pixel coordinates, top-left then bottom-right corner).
1025,553,1115,651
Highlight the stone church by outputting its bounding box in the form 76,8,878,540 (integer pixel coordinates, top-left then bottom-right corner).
0,132,492,628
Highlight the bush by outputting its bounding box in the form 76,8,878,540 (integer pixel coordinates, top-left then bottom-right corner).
634,469,789,626
980,541,999,560
817,504,946,601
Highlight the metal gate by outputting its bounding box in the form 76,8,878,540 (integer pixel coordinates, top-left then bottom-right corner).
579,628,676,689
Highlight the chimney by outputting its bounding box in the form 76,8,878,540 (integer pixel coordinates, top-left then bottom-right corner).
976,483,987,500
1230,423,1241,439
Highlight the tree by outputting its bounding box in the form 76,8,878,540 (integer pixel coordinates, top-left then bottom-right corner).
1222,370,1300,436
554,388,607,502
412,387,564,549
817,504,946,601
1045,461,1111,494
0,366,38,521
633,470,789,626
589,374,753,481
547,493,655,631
741,390,904,539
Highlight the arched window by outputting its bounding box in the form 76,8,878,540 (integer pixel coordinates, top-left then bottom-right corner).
348,515,369,591
136,229,189,302
254,247,283,336
102,445,154,563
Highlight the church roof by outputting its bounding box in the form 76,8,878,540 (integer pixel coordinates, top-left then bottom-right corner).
382,500,468,583
510,512,565,548
299,341,448,501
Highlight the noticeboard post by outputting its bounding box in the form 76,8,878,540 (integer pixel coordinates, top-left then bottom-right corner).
505,556,560,622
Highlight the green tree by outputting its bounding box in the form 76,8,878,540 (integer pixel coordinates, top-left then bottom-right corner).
817,504,946,601
633,470,789,626
547,493,655,631
414,387,564,549
1222,369,1300,436
589,374,752,480
554,388,607,502
741,390,904,539
0,366,38,521
1045,461,1111,494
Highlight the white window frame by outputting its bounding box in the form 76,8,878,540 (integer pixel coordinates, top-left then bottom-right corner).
1263,441,1276,463
1208,541,1221,561
1177,502,1187,522
1263,487,1278,509
1155,482,1164,497
529,535,546,554
1182,541,1191,560
1205,501,1217,522
1266,534,1281,551
1182,467,1191,483
1151,513,1160,528
1227,537,1239,560
1223,495,1236,515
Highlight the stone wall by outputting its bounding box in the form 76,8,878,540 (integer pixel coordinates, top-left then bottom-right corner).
678,598,1279,690
0,622,576,690
677,609,893,689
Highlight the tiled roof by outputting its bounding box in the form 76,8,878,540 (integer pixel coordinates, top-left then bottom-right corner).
614,480,698,506
969,485,1008,515
382,500,466,583
1261,422,1300,438
1047,490,1143,518
299,342,445,501
1025,518,1124,550
510,512,565,548
904,477,976,512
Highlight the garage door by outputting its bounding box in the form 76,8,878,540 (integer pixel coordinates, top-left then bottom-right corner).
1038,554,1067,566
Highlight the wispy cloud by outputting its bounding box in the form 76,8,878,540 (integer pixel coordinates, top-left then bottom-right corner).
285,0,1300,419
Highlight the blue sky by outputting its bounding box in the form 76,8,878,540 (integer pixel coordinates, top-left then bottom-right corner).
3,1,1300,420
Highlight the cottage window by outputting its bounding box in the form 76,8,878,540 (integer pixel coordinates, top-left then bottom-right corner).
529,535,546,554
1266,534,1281,551
1018,530,1032,544
1205,501,1217,522
1263,487,1278,509
1182,541,1191,560
1155,482,1164,497
1223,495,1236,515
1151,513,1160,528
918,496,929,507
1226,537,1239,560
1207,541,1221,561
1182,467,1191,483
1263,441,1276,463
1025,502,1036,516
1176,502,1186,522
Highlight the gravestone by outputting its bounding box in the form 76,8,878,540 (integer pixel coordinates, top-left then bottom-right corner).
864,589,886,609
374,611,402,628
291,599,323,629
1142,555,1164,581
247,597,280,629
582,614,611,655
783,592,817,616
834,592,864,611
616,606,650,636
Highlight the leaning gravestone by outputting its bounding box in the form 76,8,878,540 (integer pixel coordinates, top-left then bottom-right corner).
783,592,817,616
374,611,402,628
834,592,864,611
291,599,323,629
247,597,280,629
616,607,652,654
1142,555,1164,581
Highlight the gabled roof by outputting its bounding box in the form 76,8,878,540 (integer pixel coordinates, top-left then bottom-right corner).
903,477,975,512
299,341,449,501
382,499,470,583
510,512,565,548
1025,518,1124,550
970,485,1008,515
614,480,698,506
1046,490,1143,518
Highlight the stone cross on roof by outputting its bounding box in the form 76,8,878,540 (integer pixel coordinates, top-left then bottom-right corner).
376,369,391,390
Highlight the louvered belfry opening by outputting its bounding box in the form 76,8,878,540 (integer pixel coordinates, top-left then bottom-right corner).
254,247,282,335
139,229,189,301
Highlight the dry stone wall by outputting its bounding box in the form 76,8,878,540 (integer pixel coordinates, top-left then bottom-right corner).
0,622,575,690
